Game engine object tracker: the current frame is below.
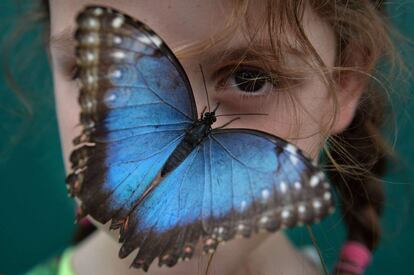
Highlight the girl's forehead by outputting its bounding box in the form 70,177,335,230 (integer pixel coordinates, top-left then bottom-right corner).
50,0,336,66
50,0,230,46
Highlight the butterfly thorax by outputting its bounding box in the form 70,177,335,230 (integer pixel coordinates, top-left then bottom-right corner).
160,112,216,176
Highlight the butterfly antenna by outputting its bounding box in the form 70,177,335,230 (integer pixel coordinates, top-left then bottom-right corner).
215,117,240,129
212,102,220,113
215,112,268,117
199,64,211,112
200,106,207,118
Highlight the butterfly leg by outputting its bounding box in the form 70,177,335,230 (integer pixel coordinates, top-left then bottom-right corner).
215,117,241,129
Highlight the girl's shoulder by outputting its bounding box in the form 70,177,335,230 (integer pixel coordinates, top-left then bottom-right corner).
24,247,75,275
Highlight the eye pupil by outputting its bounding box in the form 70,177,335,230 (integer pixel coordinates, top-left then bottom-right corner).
234,69,267,92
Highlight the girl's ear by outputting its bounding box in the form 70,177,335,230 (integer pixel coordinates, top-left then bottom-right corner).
331,43,370,135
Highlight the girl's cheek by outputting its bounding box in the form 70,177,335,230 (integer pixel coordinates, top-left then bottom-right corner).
50,50,81,172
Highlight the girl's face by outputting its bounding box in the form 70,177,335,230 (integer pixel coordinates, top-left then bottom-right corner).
49,1,364,270
49,0,346,176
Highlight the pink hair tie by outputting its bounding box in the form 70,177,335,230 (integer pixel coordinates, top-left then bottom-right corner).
334,241,372,274
75,207,91,226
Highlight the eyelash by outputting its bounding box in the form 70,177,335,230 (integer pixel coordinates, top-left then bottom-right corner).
215,65,282,97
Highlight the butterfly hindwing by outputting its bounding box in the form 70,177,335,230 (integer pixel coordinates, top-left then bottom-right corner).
117,129,333,270
67,6,197,224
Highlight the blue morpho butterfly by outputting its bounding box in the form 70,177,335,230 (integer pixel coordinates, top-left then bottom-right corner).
66,5,334,272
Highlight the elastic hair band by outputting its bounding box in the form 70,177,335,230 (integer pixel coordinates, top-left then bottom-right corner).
334,241,372,274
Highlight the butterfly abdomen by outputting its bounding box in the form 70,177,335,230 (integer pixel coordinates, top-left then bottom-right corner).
161,122,211,176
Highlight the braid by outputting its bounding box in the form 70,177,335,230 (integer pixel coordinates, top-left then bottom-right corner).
328,89,388,273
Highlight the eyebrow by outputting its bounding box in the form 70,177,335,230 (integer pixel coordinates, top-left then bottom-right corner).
205,44,306,72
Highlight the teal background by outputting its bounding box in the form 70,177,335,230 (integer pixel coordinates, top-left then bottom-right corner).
0,1,413,274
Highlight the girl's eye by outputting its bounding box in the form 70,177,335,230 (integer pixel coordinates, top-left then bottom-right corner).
219,66,276,95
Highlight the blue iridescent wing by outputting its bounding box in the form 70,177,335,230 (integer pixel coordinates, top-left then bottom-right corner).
66,6,197,225
118,129,333,270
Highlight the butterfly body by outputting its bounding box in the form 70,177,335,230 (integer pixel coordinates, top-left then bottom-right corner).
161,110,217,176
67,6,335,271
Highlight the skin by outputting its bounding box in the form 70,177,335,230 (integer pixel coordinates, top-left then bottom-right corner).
49,0,364,274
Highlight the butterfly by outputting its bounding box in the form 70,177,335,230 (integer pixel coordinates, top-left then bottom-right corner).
66,5,334,272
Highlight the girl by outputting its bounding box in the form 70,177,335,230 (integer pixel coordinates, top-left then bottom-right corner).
28,0,399,274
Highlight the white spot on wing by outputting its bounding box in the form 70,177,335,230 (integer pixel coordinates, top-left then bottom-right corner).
93,8,103,16
285,144,297,154
149,34,163,47
280,181,287,194
86,74,95,84
110,69,122,79
137,34,153,45
104,93,117,102
259,216,269,224
85,17,99,29
261,189,270,200
113,36,122,44
85,51,95,62
240,200,247,211
112,16,125,28
86,34,97,45
323,191,331,201
289,154,299,166
112,50,126,60
298,204,306,214
312,199,322,210
310,175,319,187
281,209,290,219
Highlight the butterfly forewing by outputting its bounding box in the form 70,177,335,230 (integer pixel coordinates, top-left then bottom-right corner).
68,6,197,225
